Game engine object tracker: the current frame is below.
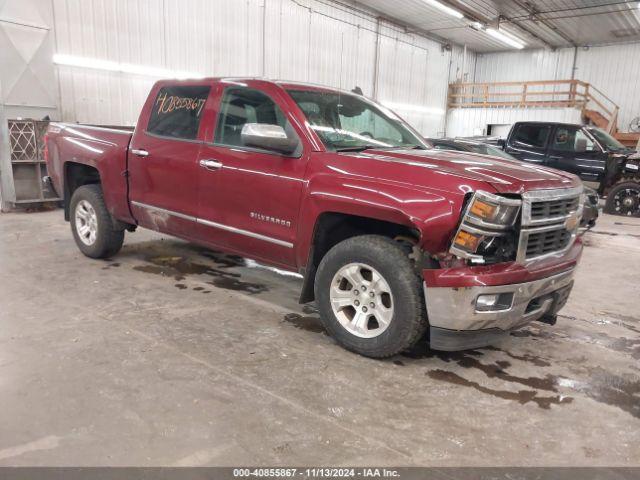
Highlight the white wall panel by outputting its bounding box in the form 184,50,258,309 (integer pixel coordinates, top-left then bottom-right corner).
446,107,582,139
470,43,640,133
51,0,469,136
574,43,640,133
474,49,574,84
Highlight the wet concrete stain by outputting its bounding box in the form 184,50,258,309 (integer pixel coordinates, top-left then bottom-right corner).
427,369,573,409
199,250,245,268
564,366,640,419
132,250,268,294
401,341,573,409
483,346,551,367
406,336,640,417
557,315,640,361
454,355,559,392
282,313,325,334
600,312,640,335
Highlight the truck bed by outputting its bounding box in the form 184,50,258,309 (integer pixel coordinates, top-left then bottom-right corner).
46,123,135,223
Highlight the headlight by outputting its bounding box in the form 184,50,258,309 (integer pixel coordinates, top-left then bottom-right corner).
450,191,521,263
466,191,521,228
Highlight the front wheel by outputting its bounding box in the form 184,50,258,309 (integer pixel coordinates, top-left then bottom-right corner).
314,235,427,358
604,181,640,216
70,184,124,258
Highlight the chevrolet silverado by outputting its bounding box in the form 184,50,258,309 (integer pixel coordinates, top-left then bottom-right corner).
45,78,584,357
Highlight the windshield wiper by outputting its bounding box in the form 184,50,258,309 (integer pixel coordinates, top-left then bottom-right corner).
335,145,423,152
335,145,395,152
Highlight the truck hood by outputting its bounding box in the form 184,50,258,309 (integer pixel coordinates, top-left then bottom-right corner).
347,148,580,193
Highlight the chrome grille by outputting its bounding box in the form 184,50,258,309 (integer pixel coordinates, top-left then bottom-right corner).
530,197,580,222
526,229,572,258
517,186,584,263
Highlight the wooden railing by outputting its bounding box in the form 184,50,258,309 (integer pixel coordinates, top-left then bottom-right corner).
448,80,620,134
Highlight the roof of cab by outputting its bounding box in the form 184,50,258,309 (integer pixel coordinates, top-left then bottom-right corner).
154,77,365,96
513,121,584,127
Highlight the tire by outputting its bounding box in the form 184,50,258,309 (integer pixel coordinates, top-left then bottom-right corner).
314,235,427,358
70,184,124,258
604,181,640,216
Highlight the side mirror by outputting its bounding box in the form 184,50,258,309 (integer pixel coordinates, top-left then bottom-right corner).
241,123,299,155
496,138,506,149
575,138,587,152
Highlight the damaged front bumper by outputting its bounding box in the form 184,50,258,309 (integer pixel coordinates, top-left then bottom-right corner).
422,241,581,351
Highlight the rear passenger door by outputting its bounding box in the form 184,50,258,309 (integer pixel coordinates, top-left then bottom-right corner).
505,124,551,164
128,84,211,238
546,125,607,184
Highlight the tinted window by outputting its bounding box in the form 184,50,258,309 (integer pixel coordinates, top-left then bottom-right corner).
147,85,210,140
287,89,425,151
587,127,625,151
551,126,596,152
215,88,293,147
512,125,550,149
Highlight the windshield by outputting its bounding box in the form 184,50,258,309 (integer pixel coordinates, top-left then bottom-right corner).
587,127,626,151
465,143,518,161
287,89,426,151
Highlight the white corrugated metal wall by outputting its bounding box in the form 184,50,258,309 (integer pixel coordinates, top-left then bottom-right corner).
471,42,640,133
52,0,475,136
574,43,640,133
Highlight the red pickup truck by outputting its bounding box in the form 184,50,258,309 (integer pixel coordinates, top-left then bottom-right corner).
45,78,584,357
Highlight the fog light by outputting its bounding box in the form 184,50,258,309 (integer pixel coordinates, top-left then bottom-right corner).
476,293,513,312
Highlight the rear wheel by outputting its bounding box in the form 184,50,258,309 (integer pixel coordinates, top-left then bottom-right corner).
314,235,427,358
70,184,124,258
604,182,640,216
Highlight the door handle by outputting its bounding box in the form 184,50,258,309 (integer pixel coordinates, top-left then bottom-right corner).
131,149,149,157
199,159,223,170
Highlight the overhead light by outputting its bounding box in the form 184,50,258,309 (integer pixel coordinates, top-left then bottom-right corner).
53,54,203,79
486,28,526,49
382,102,446,116
422,0,464,19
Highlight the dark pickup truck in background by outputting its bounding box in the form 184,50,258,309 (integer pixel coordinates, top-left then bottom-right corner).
501,122,640,216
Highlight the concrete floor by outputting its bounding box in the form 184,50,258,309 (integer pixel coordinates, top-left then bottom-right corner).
0,209,639,467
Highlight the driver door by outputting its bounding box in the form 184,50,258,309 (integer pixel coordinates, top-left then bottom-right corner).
197,86,306,267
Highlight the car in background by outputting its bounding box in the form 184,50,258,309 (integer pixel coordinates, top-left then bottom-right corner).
581,186,599,229
501,122,640,216
427,137,519,161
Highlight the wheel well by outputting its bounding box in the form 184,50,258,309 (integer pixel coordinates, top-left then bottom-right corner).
298,212,420,304
63,162,101,220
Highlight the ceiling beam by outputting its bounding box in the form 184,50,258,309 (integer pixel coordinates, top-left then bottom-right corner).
511,0,578,47
441,0,557,50
487,0,558,49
